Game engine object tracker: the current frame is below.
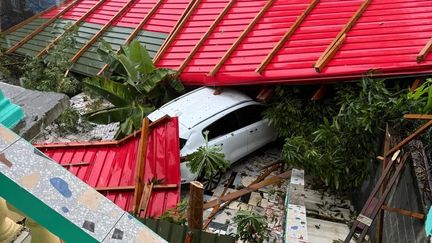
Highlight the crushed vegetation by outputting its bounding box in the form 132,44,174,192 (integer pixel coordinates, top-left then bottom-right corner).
265,74,432,191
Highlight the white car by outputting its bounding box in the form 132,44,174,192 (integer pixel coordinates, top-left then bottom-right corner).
147,87,277,185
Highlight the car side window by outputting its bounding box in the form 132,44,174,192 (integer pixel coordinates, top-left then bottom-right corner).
203,112,240,140
236,105,264,127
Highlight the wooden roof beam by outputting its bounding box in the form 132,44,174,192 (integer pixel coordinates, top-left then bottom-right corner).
176,0,237,74
97,0,164,76
5,0,82,54
256,0,319,74
208,0,275,77
70,0,136,64
153,0,202,64
313,0,371,73
37,0,107,58
417,38,432,63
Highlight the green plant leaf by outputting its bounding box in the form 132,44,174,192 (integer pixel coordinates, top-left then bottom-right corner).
83,77,138,106
117,54,139,86
127,40,155,74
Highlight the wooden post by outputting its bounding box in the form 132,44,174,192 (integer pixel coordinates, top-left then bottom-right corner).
188,181,204,229
376,125,390,243
133,118,150,214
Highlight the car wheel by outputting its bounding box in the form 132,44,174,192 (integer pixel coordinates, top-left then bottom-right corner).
199,171,222,192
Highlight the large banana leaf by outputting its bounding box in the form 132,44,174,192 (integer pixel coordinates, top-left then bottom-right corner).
137,68,177,93
84,77,138,106
124,40,155,74
85,105,154,125
117,54,139,86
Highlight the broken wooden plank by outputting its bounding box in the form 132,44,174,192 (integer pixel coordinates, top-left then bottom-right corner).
188,181,204,229
311,85,327,100
255,0,319,73
133,118,151,214
203,173,236,229
70,0,135,64
203,170,292,209
37,0,107,57
387,119,432,156
177,0,237,74
417,38,432,63
314,0,371,72
153,0,202,63
139,183,154,217
409,78,423,91
61,162,90,167
256,87,274,102
403,114,432,120
97,0,164,75
381,205,424,220
376,125,391,243
6,0,82,54
208,0,275,77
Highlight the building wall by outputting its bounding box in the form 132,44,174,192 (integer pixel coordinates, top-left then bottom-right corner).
0,0,61,32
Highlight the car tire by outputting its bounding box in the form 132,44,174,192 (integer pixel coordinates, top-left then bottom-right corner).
198,170,222,192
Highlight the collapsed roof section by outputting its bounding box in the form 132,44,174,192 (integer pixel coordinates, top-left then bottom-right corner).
155,0,432,85
2,0,432,85
0,0,190,76
35,117,181,218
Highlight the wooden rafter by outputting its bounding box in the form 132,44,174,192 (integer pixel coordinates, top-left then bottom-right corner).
97,0,164,75
313,0,371,73
153,0,202,64
176,0,237,74
5,0,82,54
133,118,150,214
255,0,319,74
417,38,432,63
208,0,275,77
37,0,107,58
70,0,136,64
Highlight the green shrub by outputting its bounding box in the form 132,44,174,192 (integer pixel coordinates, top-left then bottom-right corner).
233,210,270,243
265,75,427,191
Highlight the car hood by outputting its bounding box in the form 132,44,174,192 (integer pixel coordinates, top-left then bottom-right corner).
147,109,190,139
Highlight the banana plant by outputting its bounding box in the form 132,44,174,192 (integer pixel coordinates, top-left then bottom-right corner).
85,40,184,138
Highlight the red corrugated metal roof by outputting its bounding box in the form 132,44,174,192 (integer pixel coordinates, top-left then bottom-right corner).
35,117,180,218
154,0,432,86
40,0,190,34
9,0,432,85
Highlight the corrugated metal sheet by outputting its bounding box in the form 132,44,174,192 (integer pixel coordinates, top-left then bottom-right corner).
154,0,432,86
0,89,24,129
35,117,180,218
141,218,236,243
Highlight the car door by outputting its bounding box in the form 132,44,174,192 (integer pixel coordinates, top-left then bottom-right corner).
235,105,270,153
203,111,248,163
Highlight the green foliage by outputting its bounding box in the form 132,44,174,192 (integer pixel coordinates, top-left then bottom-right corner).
407,78,432,113
186,131,230,180
54,107,81,134
85,40,184,138
265,75,422,191
21,24,80,95
158,199,188,225
233,210,270,243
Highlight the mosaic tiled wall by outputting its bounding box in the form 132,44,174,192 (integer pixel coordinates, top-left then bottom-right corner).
284,169,307,243
0,124,166,242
